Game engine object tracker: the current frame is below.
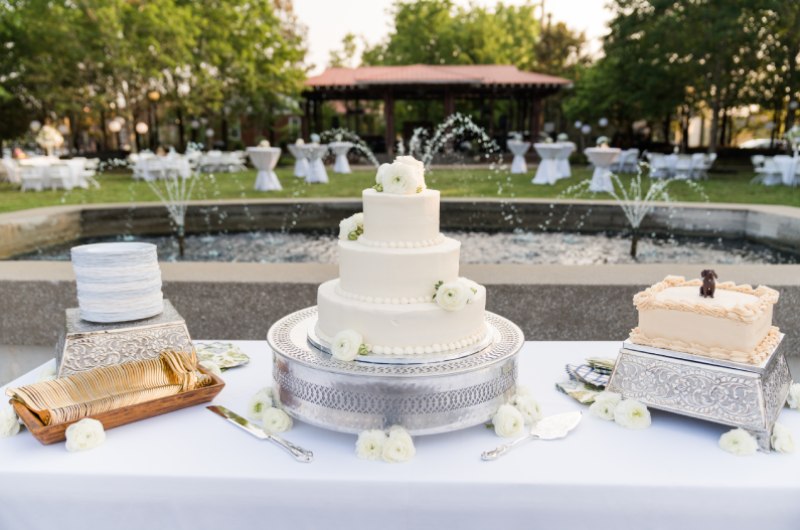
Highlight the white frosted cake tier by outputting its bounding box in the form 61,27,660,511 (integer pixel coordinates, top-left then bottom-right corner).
316,279,488,354
338,237,460,300
362,188,440,243
629,275,780,364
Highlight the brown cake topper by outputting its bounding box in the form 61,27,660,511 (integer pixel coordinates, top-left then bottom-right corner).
700,269,718,298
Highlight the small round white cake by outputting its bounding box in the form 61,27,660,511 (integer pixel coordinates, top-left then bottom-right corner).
71,242,164,323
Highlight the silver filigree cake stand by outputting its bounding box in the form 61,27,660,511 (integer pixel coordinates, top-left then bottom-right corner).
607,336,792,451
56,299,193,376
267,307,524,435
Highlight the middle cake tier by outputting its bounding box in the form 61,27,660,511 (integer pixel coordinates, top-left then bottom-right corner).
338,237,460,301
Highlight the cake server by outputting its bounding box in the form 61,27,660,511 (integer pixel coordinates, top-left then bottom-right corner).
207,405,314,463
481,410,582,461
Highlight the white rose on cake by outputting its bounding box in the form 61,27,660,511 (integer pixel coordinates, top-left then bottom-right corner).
435,279,476,312
719,428,758,456
356,429,387,461
331,329,366,361
262,406,293,434
492,403,525,438
376,156,425,195
338,212,364,241
65,418,106,452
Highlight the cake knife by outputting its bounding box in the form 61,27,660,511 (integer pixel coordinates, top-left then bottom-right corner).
207,405,314,463
481,410,582,461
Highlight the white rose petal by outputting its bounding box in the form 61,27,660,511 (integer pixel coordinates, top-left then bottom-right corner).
513,394,543,425
65,418,105,452
394,156,426,187
331,329,363,361
199,360,223,378
376,163,392,184
719,428,758,456
435,280,471,312
261,407,293,434
786,382,800,409
0,406,21,438
356,429,387,461
247,388,274,420
771,423,795,454
381,427,416,463
613,399,651,429
589,391,622,421
493,403,525,438
338,216,358,240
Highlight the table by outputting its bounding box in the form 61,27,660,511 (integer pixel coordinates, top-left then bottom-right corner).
555,142,575,178
329,141,354,174
302,144,329,184
2,340,799,530
133,156,192,181
287,144,310,178
531,143,562,185
584,147,621,193
507,140,531,174
773,155,799,186
247,147,282,191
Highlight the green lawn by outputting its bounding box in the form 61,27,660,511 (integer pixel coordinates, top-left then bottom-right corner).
1,165,798,214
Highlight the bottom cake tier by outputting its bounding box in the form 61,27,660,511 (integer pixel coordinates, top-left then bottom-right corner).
316,279,488,355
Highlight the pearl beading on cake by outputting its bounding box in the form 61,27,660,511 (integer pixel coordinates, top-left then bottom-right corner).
334,285,431,305
317,326,488,356
357,234,445,249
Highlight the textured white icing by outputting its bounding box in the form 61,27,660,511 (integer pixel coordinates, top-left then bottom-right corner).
317,279,487,351
357,234,445,248
338,237,460,300
362,188,440,242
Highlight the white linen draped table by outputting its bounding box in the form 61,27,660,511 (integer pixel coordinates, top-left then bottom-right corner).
134,156,191,181
506,140,531,174
329,141,354,174
773,155,799,186
2,340,799,530
531,143,562,185
584,147,621,193
302,144,329,184
247,147,282,191
555,142,575,178
287,144,310,178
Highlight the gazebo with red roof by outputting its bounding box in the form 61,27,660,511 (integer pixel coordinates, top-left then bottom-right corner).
303,64,571,155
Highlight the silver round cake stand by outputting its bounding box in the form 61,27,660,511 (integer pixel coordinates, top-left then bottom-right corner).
267,307,524,436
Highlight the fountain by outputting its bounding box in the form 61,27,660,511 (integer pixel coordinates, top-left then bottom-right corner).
319,128,380,167
144,170,200,258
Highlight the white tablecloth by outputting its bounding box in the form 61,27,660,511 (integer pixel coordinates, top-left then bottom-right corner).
247,147,282,191
134,156,192,181
302,144,329,184
773,155,799,186
585,147,621,193
329,142,353,174
287,144,310,178
555,142,575,178
531,144,562,185
2,340,799,530
507,140,531,174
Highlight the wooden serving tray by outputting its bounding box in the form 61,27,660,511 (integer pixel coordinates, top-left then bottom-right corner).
11,367,225,445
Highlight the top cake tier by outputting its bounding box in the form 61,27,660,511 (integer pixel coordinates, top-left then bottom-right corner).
361,188,441,245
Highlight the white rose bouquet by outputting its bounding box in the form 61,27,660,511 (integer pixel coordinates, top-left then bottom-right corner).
433,278,477,312
65,418,106,452
331,329,369,361
719,428,758,456
0,405,21,438
338,212,364,241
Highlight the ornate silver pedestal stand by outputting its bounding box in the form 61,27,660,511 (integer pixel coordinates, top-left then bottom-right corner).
56,299,193,376
267,307,524,435
607,336,792,451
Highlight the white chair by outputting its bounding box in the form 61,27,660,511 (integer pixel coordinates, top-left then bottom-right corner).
19,166,45,191
751,155,766,170
46,164,74,190
1,158,20,184
752,157,782,186
693,153,716,180
648,154,671,179
621,149,640,173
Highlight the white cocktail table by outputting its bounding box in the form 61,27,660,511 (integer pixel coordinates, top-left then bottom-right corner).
2,340,798,530
287,144,310,178
302,144,329,184
531,143,562,185
585,147,621,193
329,141,353,174
247,147,282,191
555,142,575,178
507,140,531,174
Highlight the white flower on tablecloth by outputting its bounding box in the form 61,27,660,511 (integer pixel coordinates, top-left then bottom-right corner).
613,399,651,429
65,418,105,452
589,391,622,421
247,387,274,421
493,404,525,438
719,428,758,456
381,426,416,463
771,423,795,454
786,382,800,409
0,405,21,438
338,212,364,241
513,394,542,425
199,360,223,378
356,429,387,461
38,363,57,382
434,279,476,312
331,329,365,361
261,407,293,434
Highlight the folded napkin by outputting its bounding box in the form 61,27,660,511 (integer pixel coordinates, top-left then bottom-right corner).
556,357,616,404
7,350,214,425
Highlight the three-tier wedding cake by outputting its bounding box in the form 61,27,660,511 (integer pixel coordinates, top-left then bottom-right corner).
315,156,488,358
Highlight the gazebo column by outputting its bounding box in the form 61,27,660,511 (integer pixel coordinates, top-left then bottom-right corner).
529,95,542,143
302,98,310,139
444,91,455,117
313,99,323,134
383,91,395,156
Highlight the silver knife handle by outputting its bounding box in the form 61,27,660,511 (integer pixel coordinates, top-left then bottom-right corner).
481,433,535,461
267,433,314,463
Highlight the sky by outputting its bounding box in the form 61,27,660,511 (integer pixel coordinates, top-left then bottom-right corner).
293,0,614,75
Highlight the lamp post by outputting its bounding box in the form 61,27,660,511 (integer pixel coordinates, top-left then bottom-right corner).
135,122,149,152
147,90,161,150
108,118,122,151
